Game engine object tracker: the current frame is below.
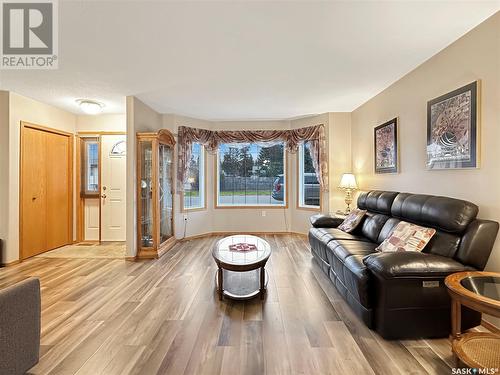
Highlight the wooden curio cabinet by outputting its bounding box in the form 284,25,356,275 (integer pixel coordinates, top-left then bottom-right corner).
136,129,176,258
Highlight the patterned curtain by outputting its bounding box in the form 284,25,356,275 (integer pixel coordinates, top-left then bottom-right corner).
177,124,328,191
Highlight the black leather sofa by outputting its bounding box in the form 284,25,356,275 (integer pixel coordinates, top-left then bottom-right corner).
309,190,499,339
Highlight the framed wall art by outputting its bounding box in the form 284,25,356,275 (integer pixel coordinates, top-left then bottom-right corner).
374,117,398,174
426,81,480,170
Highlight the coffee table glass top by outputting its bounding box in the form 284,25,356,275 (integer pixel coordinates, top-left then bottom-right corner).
460,276,500,302
213,235,271,266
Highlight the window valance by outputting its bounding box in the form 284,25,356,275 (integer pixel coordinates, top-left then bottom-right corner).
177,124,328,192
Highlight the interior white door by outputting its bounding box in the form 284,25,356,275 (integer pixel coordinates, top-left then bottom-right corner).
101,135,127,241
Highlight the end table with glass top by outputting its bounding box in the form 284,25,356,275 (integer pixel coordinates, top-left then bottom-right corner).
212,235,271,301
445,271,500,369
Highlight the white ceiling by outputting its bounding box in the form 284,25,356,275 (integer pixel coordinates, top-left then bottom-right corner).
0,1,499,120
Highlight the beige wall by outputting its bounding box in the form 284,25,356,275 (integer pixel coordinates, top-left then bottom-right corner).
328,112,352,213
126,97,164,257
0,92,9,260
6,93,77,263
76,114,126,133
351,12,500,272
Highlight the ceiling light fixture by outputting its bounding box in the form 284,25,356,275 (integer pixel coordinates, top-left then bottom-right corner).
76,99,104,115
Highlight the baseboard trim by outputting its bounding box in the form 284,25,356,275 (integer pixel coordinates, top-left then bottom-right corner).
179,232,214,241
482,319,500,333
180,230,307,241
1,259,21,267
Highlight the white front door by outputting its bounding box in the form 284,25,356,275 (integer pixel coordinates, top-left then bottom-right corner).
101,135,127,241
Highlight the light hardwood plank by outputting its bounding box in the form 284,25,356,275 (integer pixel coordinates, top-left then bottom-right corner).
0,234,455,375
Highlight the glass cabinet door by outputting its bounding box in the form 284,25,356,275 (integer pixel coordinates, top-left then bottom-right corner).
158,143,173,243
140,140,154,247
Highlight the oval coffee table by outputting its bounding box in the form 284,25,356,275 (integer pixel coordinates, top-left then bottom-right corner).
212,235,271,300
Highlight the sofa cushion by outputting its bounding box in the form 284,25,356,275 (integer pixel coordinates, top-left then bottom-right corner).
310,214,344,228
378,218,462,258
343,255,373,308
326,240,377,308
309,228,332,264
354,212,390,243
455,219,500,270
312,228,371,244
309,227,371,264
391,193,478,234
376,221,436,253
328,239,377,262
357,190,399,215
423,231,462,258
378,217,400,243
363,251,475,279
338,209,366,233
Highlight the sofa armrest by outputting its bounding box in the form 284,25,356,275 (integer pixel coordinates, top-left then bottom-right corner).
363,252,475,279
456,219,499,270
0,277,41,374
310,214,344,228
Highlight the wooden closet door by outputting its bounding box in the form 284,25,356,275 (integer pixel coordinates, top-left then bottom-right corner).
46,132,71,250
21,127,48,258
21,124,72,259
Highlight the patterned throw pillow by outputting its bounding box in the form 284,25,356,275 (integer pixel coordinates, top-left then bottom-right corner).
376,221,436,253
338,209,367,233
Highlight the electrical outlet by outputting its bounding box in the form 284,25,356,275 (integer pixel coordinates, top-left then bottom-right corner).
262,211,266,217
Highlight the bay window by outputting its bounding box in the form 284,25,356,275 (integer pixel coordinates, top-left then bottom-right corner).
182,143,205,210
298,141,320,208
216,142,286,207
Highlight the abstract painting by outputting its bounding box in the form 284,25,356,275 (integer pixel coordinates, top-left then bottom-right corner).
374,118,398,174
426,81,479,169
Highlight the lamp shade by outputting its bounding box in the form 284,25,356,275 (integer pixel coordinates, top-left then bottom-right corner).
339,173,358,190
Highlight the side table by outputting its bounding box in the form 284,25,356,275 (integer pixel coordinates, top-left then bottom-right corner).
445,271,500,369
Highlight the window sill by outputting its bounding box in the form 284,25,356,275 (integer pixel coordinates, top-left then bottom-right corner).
214,204,288,209
297,205,321,212
181,207,207,213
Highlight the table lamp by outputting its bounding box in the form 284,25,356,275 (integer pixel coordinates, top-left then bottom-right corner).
339,173,358,214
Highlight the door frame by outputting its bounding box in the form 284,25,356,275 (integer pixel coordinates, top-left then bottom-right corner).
19,121,74,260
76,134,101,243
76,131,126,243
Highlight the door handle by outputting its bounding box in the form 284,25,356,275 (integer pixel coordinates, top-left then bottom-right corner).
101,194,107,199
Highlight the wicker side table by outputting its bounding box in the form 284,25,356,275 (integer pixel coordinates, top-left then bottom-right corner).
445,272,500,369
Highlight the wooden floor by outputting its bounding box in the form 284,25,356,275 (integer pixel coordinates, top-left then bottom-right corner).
38,242,126,259
0,234,456,375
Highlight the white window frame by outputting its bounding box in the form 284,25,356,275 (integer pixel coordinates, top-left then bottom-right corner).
298,142,320,210
215,142,287,208
181,143,206,211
